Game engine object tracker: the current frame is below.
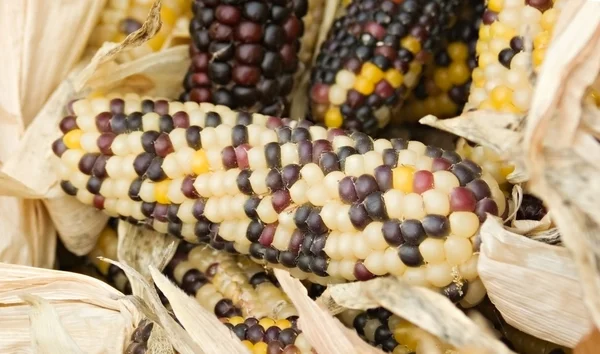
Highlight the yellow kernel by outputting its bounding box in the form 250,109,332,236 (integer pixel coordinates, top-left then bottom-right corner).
438,95,458,116
532,48,546,67
533,31,551,50
154,180,171,204
63,129,83,149
275,319,292,329
501,164,515,178
241,340,254,351
353,76,376,95
447,42,469,61
475,40,488,55
258,317,276,329
160,6,177,26
401,36,422,54
472,68,485,88
229,316,245,326
360,62,385,83
408,62,422,75
490,85,513,109
448,61,471,85
385,70,404,88
488,0,504,12
392,166,415,193
541,8,558,31
477,52,495,69
147,31,166,51
252,342,268,354
191,149,210,175
324,107,343,128
112,33,127,43
94,258,111,275
490,21,516,41
479,100,495,110
433,69,452,92
500,103,521,113
478,26,490,41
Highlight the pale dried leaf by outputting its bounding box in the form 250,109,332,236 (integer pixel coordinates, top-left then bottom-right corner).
150,266,250,354
318,282,378,314
274,269,384,354
117,221,178,282
147,321,176,354
574,327,600,354
20,294,84,354
101,258,204,354
313,0,341,65
478,217,590,347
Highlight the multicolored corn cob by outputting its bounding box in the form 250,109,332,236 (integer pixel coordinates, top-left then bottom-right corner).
53,96,504,304
307,0,461,134
87,0,192,61
464,0,565,113
339,308,452,354
397,0,485,122
181,0,308,116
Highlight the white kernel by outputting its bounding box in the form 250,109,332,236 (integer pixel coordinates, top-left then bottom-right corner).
58,163,71,180
127,131,144,154
162,154,182,179
433,171,460,193
407,141,426,155
340,259,357,281
324,171,344,200
257,196,278,224
309,126,327,140
352,234,372,260
402,267,429,287
168,178,186,204
124,98,141,114
200,127,218,147
278,209,295,229
168,102,185,115
70,171,88,189
384,247,406,276
329,85,347,106
81,133,101,153
223,168,239,195
175,147,195,175
116,199,132,217
248,147,268,170
103,198,118,216
142,112,160,132
363,151,383,175
324,231,341,260
461,278,486,308
209,170,226,197
510,52,530,71
193,173,211,197
402,193,426,220
110,135,129,156
131,202,145,221
364,221,388,251
422,189,450,215
289,179,309,204
215,125,232,148
498,8,521,28
426,262,454,287
249,169,269,195
488,38,507,56
364,251,387,276
383,189,404,219
272,226,293,251
344,154,365,177
415,155,434,171
458,254,479,281
139,180,156,202
373,139,393,153
76,189,95,205
444,236,473,266
260,129,279,145
397,149,417,166
220,110,237,126
169,128,188,151
204,197,222,223
105,156,124,178
247,124,263,146
61,149,84,170
335,70,356,90
177,200,196,224
300,163,324,186
188,109,205,127
206,149,223,170
449,212,480,238
122,155,137,179
336,205,355,233
72,100,93,117
181,224,195,242
252,113,268,126
513,87,532,111
307,185,329,206
99,179,114,198
114,179,130,198
419,238,446,264
320,202,339,230
281,143,299,165
332,135,355,151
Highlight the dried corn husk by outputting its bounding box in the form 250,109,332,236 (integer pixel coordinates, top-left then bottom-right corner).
418,0,600,347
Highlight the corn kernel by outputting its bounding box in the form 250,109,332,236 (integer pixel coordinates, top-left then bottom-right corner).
433,69,452,92
448,62,471,85
479,100,495,110
472,68,485,88
325,107,343,128
392,166,415,193
229,316,245,326
147,31,166,51
385,70,404,88
490,85,513,109
275,319,291,329
64,129,83,149
541,8,558,31
447,42,469,61
532,48,546,67
160,6,177,26
241,340,254,351
353,76,376,95
154,180,171,204
252,342,268,354
488,0,504,12
191,149,210,175
360,62,385,83
401,36,422,54
534,32,551,50
258,317,276,329
490,21,516,41
478,25,490,41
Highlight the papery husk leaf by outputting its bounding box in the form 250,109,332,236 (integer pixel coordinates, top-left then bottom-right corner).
478,217,591,347
150,266,250,354
117,221,178,281
520,0,600,332
316,282,378,315
20,294,85,354
100,258,204,354
274,269,385,354
574,327,600,354
0,263,140,353
313,0,341,66
147,323,176,354
328,277,513,354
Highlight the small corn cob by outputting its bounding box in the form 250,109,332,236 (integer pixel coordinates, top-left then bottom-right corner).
87,0,192,62
464,0,565,113
339,308,453,354
125,319,155,354
87,218,132,294
181,0,308,116
53,96,505,305
397,0,485,122
307,0,461,134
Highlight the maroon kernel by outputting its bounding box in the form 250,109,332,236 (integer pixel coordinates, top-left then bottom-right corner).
272,190,291,213
97,133,116,155
235,22,263,43
450,187,477,212
482,10,498,25
310,83,330,104
432,157,452,172
215,5,241,25
221,146,238,169
259,223,277,247
95,112,112,132
375,80,394,98
354,262,376,281
234,144,250,169
52,138,67,157
110,98,125,114
209,22,233,41
413,170,434,194
154,100,169,115
191,72,211,87
526,0,552,12
192,53,210,71
92,195,105,210
190,88,212,103
364,21,386,40
235,44,265,65
282,16,301,41
232,65,261,85
59,116,78,133
154,133,174,158
172,111,190,128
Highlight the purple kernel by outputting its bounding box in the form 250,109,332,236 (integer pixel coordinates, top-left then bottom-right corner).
382,220,404,246
339,176,358,204
78,153,99,175
153,203,168,222
154,100,169,115
466,179,491,201
272,190,291,213
52,138,67,157
110,98,125,114
92,155,109,178
281,164,301,188
475,198,499,222
154,133,174,158
288,229,304,254
297,140,313,165
450,187,477,212
349,203,372,230
266,169,284,191
192,199,206,220
432,157,452,171
421,215,450,238
354,262,376,281
355,175,379,201
312,139,333,163
181,176,199,199
221,146,238,169
59,116,78,133
95,112,112,132
97,133,116,155
374,165,393,191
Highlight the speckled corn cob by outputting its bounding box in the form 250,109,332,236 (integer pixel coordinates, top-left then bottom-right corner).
464,0,565,113
307,0,461,134
53,96,505,304
181,0,308,116
339,308,453,354
87,218,132,294
87,0,192,61
397,0,485,122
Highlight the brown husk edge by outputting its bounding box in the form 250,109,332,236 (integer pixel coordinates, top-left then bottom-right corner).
419,0,600,348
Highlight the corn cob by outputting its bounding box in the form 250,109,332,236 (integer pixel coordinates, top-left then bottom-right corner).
87,0,192,62
53,96,504,304
181,0,308,116
307,0,462,134
464,0,566,113
339,308,453,354
397,0,485,122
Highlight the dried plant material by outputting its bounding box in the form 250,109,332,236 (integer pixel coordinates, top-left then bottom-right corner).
574,327,600,354
274,269,385,354
329,277,513,354
117,221,178,281
0,262,141,353
147,324,176,354
519,0,600,332
316,282,378,315
101,258,204,354
20,294,85,354
313,0,341,66
149,266,250,354
289,71,311,120
478,217,591,347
